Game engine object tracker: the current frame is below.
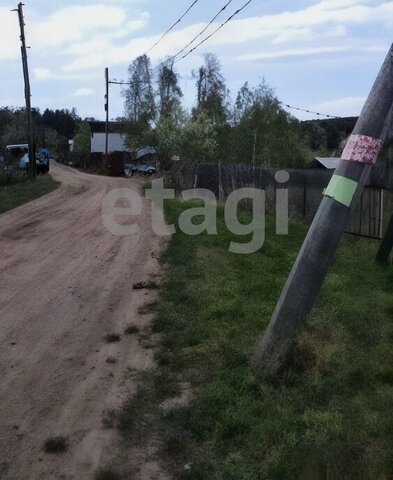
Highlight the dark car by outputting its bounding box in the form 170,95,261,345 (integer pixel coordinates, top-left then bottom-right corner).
123,163,156,177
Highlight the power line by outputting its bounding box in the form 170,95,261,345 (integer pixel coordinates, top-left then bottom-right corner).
171,0,233,61
174,0,253,63
147,0,199,54
108,81,131,86
284,104,341,119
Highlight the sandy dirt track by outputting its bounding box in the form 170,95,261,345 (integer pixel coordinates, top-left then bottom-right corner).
0,163,165,479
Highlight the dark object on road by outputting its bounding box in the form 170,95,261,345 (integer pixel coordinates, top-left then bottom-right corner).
104,333,121,343
133,282,146,290
43,436,68,454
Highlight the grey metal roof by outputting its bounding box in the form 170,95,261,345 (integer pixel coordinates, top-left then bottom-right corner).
314,157,340,169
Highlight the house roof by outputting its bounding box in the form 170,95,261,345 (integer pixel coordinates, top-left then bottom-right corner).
312,157,340,169
88,121,123,134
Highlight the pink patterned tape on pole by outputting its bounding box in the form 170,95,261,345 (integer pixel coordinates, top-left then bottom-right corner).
341,134,383,164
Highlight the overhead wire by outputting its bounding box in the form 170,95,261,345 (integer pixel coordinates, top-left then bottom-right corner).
170,0,233,61
146,0,200,54
284,104,341,119
174,0,253,63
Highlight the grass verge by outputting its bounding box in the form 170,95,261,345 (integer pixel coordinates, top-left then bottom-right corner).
117,198,393,480
0,175,59,215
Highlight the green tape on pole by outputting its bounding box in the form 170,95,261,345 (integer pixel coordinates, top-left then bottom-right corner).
323,174,358,207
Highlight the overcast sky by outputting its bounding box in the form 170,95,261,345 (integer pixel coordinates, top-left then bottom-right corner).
0,0,392,122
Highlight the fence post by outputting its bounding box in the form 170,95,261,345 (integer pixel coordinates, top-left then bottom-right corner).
253,45,393,379
376,213,393,263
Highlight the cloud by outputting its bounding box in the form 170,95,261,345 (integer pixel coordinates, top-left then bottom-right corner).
73,87,95,97
0,4,149,61
237,46,351,61
61,0,393,72
311,96,367,117
33,68,53,81
29,5,127,49
33,67,99,82
0,6,22,61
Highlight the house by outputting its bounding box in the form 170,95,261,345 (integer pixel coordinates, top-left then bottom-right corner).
88,121,131,154
308,157,340,169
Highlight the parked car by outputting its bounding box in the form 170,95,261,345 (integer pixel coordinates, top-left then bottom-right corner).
123,163,156,177
8,145,50,175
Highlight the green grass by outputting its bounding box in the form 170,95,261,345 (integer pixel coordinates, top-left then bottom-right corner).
117,198,393,480
0,175,59,215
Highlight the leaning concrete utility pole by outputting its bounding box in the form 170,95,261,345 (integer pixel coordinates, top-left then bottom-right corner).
14,2,35,181
254,45,393,379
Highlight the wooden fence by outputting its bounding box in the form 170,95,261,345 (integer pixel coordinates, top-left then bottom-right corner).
165,162,393,240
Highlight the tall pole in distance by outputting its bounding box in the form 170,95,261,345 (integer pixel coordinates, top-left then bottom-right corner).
252,132,257,170
15,3,35,181
253,45,393,379
105,67,109,168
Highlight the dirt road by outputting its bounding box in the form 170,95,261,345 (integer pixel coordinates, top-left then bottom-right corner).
0,163,164,479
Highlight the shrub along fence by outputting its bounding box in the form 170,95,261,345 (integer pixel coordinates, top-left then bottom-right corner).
165,161,393,240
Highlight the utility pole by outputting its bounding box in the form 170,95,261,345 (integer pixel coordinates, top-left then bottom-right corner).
14,2,35,181
105,67,109,168
252,132,257,170
104,68,132,167
253,45,393,379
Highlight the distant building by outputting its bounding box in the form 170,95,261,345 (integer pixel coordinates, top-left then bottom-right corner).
308,157,340,169
88,121,131,154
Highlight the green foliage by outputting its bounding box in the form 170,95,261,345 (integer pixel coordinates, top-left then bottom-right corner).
0,175,59,214
73,121,91,154
227,80,308,167
157,59,183,118
124,54,156,125
155,114,183,160
0,107,78,155
42,107,78,139
301,117,358,154
180,111,218,162
118,198,393,479
193,53,229,124
122,53,309,167
154,110,218,163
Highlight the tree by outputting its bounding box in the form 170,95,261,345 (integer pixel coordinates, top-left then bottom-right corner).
157,60,183,119
233,82,253,125
228,80,308,167
180,111,218,162
124,54,156,125
194,53,229,125
42,108,79,138
73,122,91,154
154,103,187,161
